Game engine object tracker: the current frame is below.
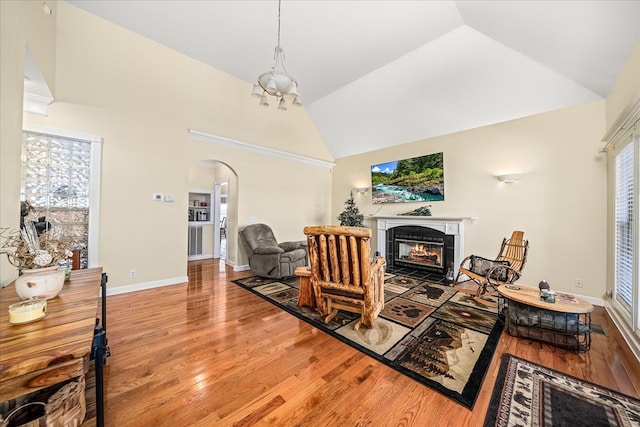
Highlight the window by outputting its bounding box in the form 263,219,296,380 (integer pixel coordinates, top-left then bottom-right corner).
614,135,635,315
22,126,102,268
610,114,639,347
605,96,640,360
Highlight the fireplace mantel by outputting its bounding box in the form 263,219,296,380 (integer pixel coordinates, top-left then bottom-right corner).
374,216,473,275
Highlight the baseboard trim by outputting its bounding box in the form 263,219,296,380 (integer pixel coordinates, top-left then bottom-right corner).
233,264,251,272
576,294,604,307
106,276,188,296
605,302,640,363
188,254,214,261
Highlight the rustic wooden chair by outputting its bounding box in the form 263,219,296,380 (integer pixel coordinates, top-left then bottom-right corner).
301,225,386,330
453,230,529,305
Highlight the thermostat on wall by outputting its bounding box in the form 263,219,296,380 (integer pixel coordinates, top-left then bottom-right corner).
152,193,163,201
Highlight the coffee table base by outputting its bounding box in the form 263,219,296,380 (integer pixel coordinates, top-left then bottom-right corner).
499,296,592,353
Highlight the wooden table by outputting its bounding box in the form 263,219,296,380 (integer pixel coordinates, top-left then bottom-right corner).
497,284,593,352
0,267,103,402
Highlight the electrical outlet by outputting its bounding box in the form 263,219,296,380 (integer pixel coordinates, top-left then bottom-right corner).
575,279,583,288
130,269,136,278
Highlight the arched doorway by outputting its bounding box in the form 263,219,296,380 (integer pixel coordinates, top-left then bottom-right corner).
188,160,237,265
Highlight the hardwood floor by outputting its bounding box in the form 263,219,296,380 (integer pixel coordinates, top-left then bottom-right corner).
95,259,640,426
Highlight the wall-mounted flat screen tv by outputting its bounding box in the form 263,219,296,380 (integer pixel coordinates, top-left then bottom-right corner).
371,152,444,204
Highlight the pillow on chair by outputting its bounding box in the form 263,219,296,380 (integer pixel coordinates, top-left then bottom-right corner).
469,255,510,281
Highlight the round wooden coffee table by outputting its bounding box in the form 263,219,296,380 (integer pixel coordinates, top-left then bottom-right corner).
497,284,593,352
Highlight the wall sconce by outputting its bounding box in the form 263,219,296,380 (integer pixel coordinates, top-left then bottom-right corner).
497,174,519,184
355,187,369,195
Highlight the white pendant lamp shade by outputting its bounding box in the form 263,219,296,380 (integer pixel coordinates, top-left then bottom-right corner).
251,83,262,97
288,81,299,96
251,0,302,110
266,76,278,93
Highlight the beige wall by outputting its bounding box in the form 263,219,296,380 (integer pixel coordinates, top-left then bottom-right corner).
188,166,216,191
606,40,640,130
7,1,332,290
333,101,608,299
1,0,58,285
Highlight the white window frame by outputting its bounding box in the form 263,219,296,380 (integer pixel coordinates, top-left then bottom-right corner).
22,124,102,268
603,96,640,361
612,128,638,324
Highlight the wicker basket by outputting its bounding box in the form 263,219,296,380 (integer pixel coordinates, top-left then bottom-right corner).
1,377,86,427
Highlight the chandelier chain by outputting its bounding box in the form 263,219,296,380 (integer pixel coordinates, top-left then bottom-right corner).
277,0,281,48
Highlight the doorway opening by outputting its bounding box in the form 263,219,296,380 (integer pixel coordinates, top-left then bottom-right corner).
216,181,229,260
188,160,236,267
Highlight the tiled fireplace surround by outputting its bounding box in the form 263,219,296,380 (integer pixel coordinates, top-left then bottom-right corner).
374,216,468,278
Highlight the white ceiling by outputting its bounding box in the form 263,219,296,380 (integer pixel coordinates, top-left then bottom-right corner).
65,0,640,159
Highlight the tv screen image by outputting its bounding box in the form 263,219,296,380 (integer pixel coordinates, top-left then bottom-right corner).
371,152,444,204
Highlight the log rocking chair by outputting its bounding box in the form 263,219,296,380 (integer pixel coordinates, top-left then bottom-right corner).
301,225,386,330
453,230,529,305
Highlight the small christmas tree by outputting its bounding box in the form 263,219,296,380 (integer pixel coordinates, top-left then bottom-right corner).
338,191,364,227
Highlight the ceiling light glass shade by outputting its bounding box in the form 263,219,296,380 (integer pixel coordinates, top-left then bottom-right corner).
259,94,269,107
278,98,287,110
292,96,302,106
265,76,278,92
251,83,262,97
288,81,299,96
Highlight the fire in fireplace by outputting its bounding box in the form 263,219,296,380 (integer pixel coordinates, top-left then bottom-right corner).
386,225,454,276
396,239,443,268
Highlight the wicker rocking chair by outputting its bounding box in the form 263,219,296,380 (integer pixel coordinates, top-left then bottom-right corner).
453,230,529,305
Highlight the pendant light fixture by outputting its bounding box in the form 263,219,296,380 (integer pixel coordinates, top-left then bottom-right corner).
251,0,301,110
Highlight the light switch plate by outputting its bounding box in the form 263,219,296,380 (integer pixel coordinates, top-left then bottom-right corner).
152,193,163,201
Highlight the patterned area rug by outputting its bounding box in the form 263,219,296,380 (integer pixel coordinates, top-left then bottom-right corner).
484,353,640,426
232,271,503,408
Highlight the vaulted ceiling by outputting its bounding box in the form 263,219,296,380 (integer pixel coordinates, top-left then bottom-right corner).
66,1,640,158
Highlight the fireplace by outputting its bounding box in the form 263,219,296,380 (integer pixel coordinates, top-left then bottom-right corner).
375,216,468,278
386,225,454,275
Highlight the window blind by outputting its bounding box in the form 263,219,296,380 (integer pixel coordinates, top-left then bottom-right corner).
614,137,634,313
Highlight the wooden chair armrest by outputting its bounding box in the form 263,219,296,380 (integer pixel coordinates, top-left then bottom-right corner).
370,256,386,272
458,255,474,269
294,266,311,278
457,266,488,283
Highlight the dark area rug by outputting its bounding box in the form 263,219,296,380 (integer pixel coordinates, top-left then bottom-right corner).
484,353,640,426
232,271,503,408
